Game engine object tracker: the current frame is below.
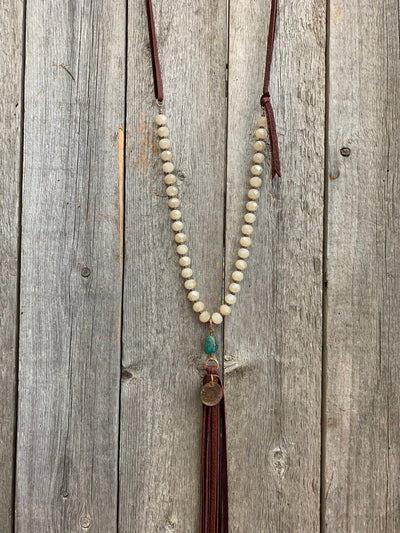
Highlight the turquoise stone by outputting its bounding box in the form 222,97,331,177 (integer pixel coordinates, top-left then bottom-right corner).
204,334,218,354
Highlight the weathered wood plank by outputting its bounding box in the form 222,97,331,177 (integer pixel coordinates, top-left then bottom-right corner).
119,1,227,530
325,1,400,531
224,1,326,531
0,1,24,529
15,1,125,530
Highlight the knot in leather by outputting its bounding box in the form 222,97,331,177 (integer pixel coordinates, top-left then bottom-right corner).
260,92,271,107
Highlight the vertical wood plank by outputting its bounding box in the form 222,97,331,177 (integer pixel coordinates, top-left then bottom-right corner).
225,1,326,531
325,1,400,531
15,1,125,530
0,0,24,529
119,1,227,530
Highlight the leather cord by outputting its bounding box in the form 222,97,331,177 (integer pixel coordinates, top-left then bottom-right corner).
144,0,163,103
144,0,281,178
260,0,281,178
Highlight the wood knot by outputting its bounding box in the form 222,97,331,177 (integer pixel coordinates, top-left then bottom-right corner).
79,516,92,529
121,367,133,382
270,446,288,478
165,518,176,531
80,267,91,278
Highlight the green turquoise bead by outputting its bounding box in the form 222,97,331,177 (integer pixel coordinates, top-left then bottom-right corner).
204,335,218,354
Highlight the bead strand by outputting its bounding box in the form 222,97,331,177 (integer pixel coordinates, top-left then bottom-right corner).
220,116,268,317
156,113,211,323
156,112,268,326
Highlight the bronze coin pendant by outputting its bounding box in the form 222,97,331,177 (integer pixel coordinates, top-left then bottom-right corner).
200,382,223,406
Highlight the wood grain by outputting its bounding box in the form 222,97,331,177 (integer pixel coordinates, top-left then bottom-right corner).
325,0,400,531
119,0,228,530
224,1,326,531
4,1,399,530
0,1,24,529
15,1,125,530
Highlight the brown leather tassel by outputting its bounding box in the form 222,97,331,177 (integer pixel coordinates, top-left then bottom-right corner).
200,364,228,533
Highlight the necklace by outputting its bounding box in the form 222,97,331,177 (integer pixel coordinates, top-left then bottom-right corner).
144,1,280,531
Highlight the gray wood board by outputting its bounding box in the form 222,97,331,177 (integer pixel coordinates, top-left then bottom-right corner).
0,0,24,529
119,0,228,531
325,1,400,531
224,1,326,531
8,0,400,531
15,0,125,530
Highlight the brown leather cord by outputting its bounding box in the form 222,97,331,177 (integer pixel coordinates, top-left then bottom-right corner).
144,0,163,103
200,365,228,533
260,0,281,178
144,0,281,178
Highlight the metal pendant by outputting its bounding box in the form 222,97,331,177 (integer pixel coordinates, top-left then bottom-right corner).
200,382,223,406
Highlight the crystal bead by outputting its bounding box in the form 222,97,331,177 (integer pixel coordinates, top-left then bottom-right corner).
155,114,167,126
254,140,266,151
211,312,223,324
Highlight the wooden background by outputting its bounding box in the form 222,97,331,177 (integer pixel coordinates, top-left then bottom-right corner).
1,0,399,531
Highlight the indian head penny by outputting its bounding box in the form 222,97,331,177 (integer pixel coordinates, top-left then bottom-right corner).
200,382,223,406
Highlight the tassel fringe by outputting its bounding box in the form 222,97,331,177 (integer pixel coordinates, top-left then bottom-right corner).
200,364,228,533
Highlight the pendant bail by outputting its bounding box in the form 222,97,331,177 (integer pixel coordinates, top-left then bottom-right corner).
155,98,163,114
205,357,219,370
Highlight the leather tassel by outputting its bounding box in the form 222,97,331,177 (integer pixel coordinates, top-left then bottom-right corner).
200,364,228,533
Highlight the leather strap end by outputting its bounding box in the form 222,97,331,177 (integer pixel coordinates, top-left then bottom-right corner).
263,100,281,179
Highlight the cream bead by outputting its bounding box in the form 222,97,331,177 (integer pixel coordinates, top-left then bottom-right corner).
155,114,167,126
235,259,247,270
161,150,172,161
159,138,171,150
229,282,241,294
211,312,223,325
248,189,260,200
254,140,266,151
175,232,187,243
220,304,231,316
188,290,200,302
255,128,267,139
165,174,177,185
168,197,180,208
193,301,205,313
184,279,196,289
179,256,191,267
240,236,252,247
244,212,256,224
177,244,188,255
225,293,237,306
257,116,268,127
251,164,263,176
249,177,262,188
232,270,244,282
158,126,169,137
170,209,181,220
162,162,174,174
253,152,265,164
199,311,211,323
238,248,250,259
181,267,193,279
166,185,178,197
241,224,253,235
171,220,183,232
246,201,258,212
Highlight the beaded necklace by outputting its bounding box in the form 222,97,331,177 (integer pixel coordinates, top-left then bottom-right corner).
144,1,280,531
